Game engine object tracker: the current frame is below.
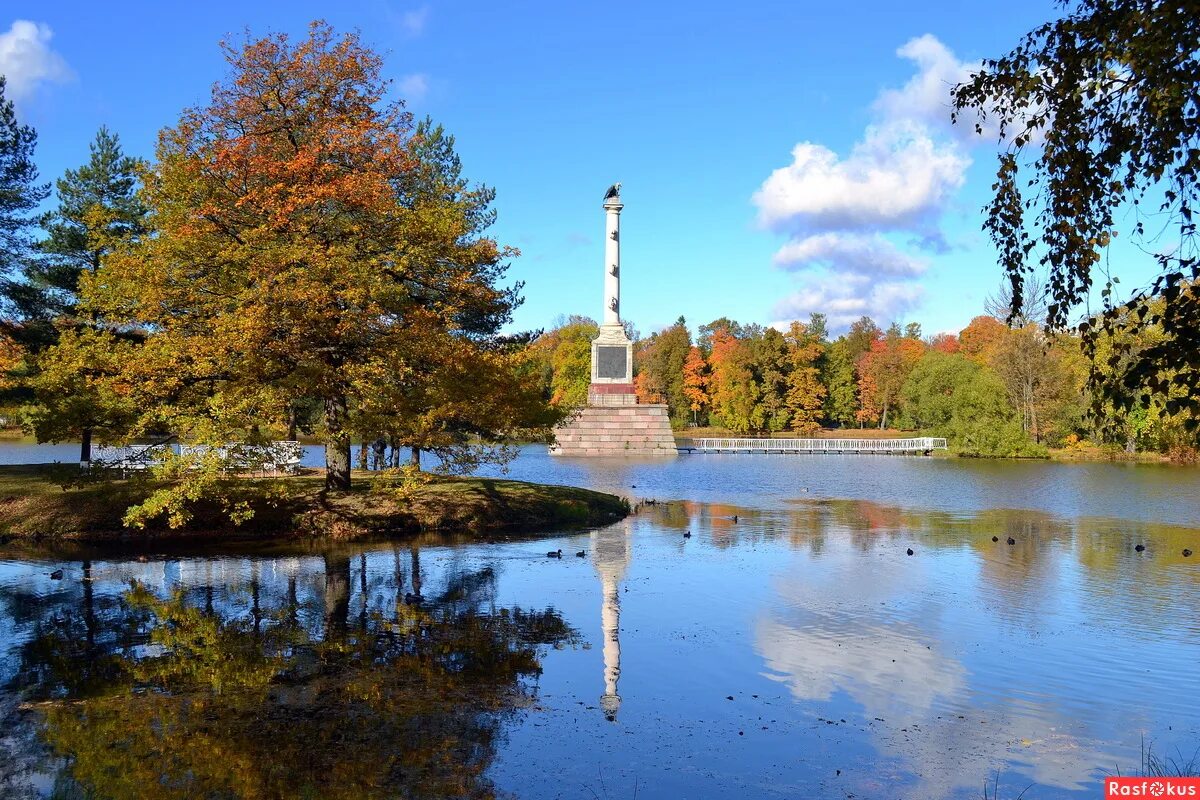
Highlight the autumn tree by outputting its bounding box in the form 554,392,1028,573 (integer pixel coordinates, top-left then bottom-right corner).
356,323,557,471
958,315,1007,365
783,321,826,433
529,316,598,407
1088,297,1198,453
844,316,881,360
749,325,790,432
856,325,925,429
953,0,1200,426
681,346,709,425
346,117,555,470
698,317,743,353
633,316,691,425
706,322,758,434
67,23,533,504
928,332,960,354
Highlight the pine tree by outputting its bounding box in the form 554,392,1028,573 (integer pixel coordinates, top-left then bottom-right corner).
23,128,149,466
36,126,148,322
0,76,51,347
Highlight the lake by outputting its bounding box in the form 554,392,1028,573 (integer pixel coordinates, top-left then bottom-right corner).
1,445,1199,798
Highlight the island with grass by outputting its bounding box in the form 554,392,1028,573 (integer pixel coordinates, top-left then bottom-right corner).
0,464,628,544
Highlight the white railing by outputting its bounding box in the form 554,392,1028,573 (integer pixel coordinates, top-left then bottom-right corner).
685,437,947,454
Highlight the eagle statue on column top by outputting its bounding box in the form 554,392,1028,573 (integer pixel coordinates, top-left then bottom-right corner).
604,182,622,200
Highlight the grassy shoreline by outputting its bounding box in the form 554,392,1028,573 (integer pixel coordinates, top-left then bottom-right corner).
0,465,629,545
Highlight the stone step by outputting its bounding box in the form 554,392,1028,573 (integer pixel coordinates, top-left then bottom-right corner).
552,401,678,457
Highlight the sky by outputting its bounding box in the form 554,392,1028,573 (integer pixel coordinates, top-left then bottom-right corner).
0,1,1166,338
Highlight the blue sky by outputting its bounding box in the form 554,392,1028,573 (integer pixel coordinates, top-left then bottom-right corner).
1,1,1164,338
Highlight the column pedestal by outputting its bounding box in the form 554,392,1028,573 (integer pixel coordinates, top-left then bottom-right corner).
550,399,678,457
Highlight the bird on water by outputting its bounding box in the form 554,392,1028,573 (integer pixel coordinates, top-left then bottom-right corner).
547,549,563,558
576,550,586,558
1135,544,1146,552
906,548,914,556
992,536,999,542
1185,549,1193,558
49,569,64,580
1007,537,1016,545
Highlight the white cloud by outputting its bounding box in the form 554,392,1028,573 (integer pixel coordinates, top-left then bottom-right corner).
754,122,969,233
773,232,929,277
753,34,989,332
771,277,924,330
874,34,988,139
0,20,71,104
398,72,429,102
399,5,429,36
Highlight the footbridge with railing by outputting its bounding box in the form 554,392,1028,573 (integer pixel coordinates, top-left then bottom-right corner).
679,437,948,455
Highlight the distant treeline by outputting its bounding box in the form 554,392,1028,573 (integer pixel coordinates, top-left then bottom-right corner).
528,309,1198,460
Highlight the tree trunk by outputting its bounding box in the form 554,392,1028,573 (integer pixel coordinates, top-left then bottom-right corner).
357,441,368,470
251,562,262,638
358,553,368,631
287,576,299,628
324,395,352,490
323,553,351,636
410,445,421,471
410,546,422,597
79,428,92,469
82,560,94,650
286,404,297,441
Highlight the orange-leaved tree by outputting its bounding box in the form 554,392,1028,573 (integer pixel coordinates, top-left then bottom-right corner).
73,23,533,511
681,346,709,425
959,315,1007,365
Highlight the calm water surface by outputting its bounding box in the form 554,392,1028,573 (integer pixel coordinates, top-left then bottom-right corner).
2,447,1199,799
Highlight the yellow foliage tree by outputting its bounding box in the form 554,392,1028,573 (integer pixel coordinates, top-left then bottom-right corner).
45,23,547,525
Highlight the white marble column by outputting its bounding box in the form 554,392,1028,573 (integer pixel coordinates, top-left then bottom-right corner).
603,196,622,326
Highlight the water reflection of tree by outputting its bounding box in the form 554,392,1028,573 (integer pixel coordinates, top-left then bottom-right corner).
12,557,577,800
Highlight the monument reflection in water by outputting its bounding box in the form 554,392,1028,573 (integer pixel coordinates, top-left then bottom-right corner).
0,545,580,799
592,518,631,721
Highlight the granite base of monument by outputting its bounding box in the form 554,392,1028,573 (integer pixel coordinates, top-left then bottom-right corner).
550,385,678,457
